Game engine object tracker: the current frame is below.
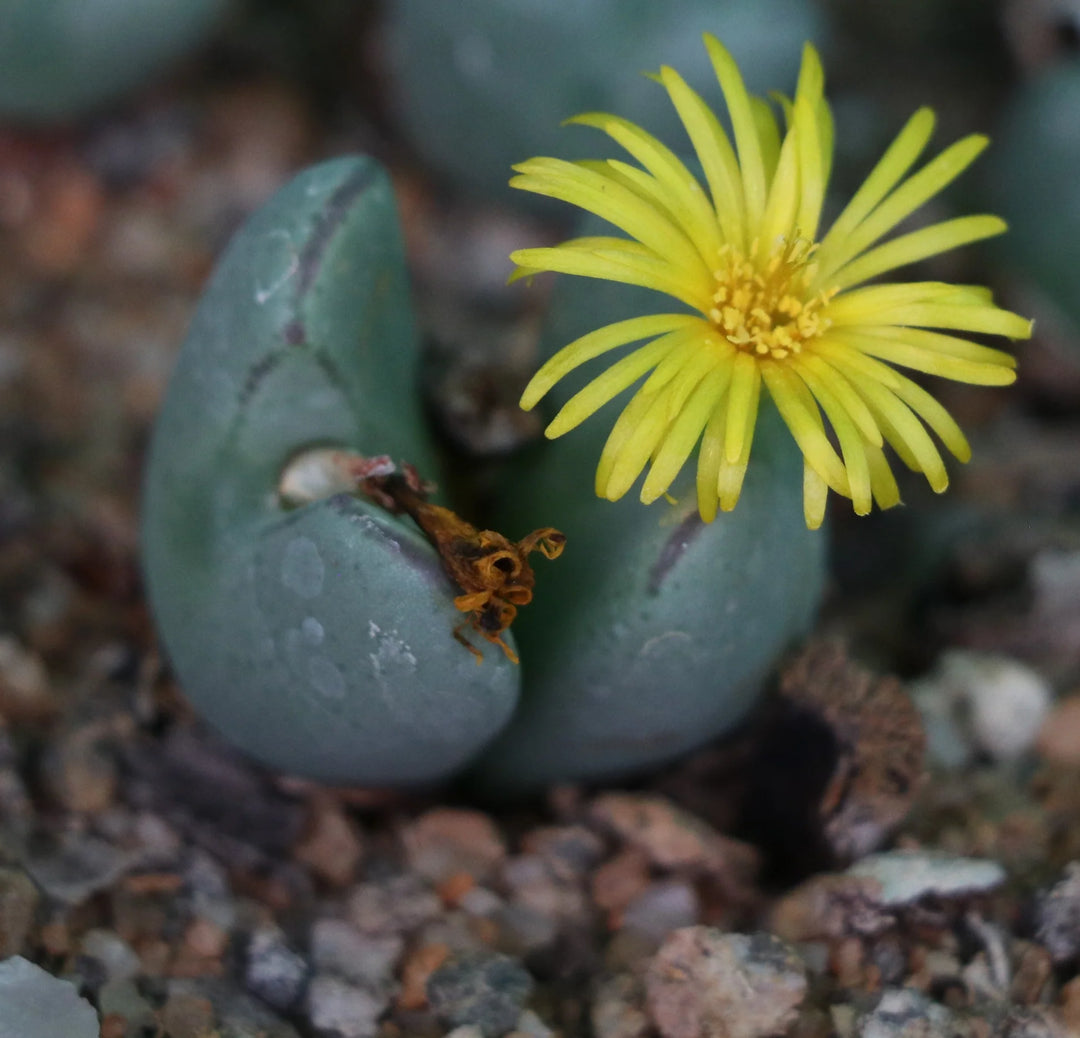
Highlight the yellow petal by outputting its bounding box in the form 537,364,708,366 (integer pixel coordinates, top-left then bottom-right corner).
511,158,708,278
827,282,1033,338
642,366,730,503
750,95,782,185
817,135,989,281
724,351,762,463
865,442,901,510
569,113,722,262
794,92,826,240
511,242,712,311
829,214,1007,291
594,383,661,496
546,333,681,437
838,328,1017,386
793,352,882,446
695,397,729,522
758,128,800,250
521,313,702,410
803,463,829,529
658,65,746,248
815,106,936,277
795,365,872,514
760,360,850,494
601,381,681,499
821,349,950,489
857,324,1017,368
704,34,767,228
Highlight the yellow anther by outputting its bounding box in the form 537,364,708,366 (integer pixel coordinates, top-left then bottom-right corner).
708,236,836,361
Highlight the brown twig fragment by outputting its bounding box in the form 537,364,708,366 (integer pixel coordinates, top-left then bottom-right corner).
360,466,565,664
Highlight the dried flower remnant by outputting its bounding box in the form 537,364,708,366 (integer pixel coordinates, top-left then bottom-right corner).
362,466,565,663
511,35,1031,528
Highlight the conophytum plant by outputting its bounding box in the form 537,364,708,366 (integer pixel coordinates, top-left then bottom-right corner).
142,155,823,790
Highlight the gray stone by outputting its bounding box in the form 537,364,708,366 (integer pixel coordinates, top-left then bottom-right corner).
847,850,1006,907
245,927,309,1012
427,952,535,1038
168,977,301,1038
510,1009,556,1038
592,975,649,1038
0,956,98,1038
310,919,403,990
80,928,141,982
496,902,558,956
1036,862,1080,963
98,978,156,1031
622,881,700,942
306,974,387,1038
645,929,807,1038
24,832,135,905
348,875,441,936
0,867,38,958
856,989,960,1038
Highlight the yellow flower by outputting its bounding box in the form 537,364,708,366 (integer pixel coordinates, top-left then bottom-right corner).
511,35,1031,529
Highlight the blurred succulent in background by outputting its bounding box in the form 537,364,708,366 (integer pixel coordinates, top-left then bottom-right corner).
511,35,1030,530
989,56,1080,349
0,0,231,122
381,0,827,207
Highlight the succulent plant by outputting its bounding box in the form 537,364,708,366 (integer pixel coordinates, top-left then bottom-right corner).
0,0,230,121
142,158,522,787
989,62,1080,348
142,154,823,790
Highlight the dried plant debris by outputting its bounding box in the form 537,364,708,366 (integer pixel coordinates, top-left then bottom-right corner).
360,464,565,663
743,640,926,875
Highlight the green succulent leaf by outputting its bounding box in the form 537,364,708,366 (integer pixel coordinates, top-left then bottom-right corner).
142,158,520,786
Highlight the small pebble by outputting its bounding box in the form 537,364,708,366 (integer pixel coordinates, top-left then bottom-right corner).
402,808,507,884
768,873,891,942
621,881,700,942
520,826,605,881
592,974,650,1038
0,867,39,958
592,848,652,917
426,952,534,1038
913,651,1051,766
589,793,738,873
159,992,217,1038
1035,862,1080,963
397,941,449,1011
495,902,559,956
645,928,807,1038
25,832,136,906
79,928,141,983
0,635,53,723
306,974,387,1038
348,875,441,936
41,726,118,814
310,918,403,991
510,1008,555,1038
0,956,98,1038
846,850,1005,907
856,989,958,1038
244,927,309,1012
293,796,364,888
97,977,156,1031
1037,695,1080,766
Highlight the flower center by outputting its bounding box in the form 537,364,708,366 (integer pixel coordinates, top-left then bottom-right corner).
708,237,837,360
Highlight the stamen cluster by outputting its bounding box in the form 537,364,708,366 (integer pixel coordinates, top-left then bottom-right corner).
709,239,836,361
